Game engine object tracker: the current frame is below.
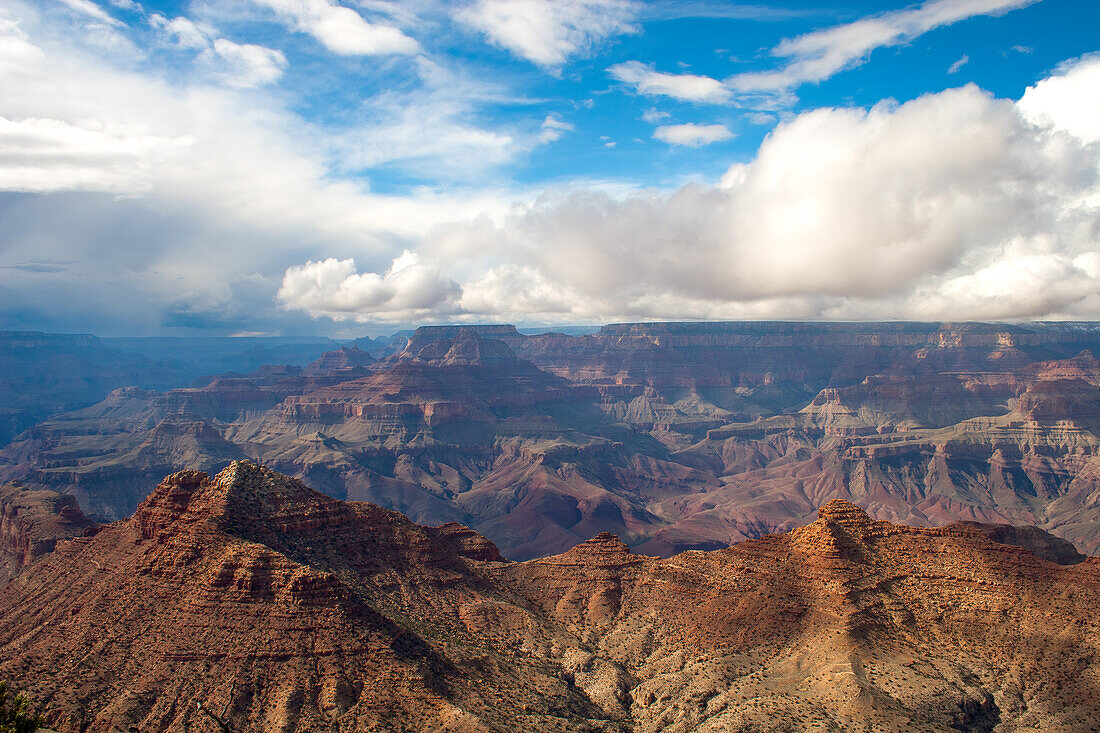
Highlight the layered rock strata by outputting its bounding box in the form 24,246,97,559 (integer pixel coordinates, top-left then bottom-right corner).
0,480,96,585
3,323,1100,559
1,465,1099,731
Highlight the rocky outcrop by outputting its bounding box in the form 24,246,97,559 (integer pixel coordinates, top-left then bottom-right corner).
0,463,609,732
945,520,1086,565
302,346,375,377
0,481,95,585
2,468,1099,732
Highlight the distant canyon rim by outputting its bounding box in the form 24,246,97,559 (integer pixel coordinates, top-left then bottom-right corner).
2,320,1099,560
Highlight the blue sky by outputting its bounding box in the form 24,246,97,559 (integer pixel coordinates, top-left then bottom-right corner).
125,0,1096,190
0,0,1098,335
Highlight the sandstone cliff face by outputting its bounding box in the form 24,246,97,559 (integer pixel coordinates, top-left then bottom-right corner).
4,324,1100,559
0,481,95,585
1,466,1099,732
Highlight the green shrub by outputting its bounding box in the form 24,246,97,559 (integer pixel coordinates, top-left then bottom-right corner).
0,682,42,733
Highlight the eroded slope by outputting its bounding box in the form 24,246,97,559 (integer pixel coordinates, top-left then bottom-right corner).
1,464,1099,732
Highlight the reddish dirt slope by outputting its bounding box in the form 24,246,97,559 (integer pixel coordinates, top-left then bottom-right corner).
1,464,1099,732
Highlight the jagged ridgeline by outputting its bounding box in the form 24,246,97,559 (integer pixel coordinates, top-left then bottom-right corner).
3,322,1100,560
1,462,1098,731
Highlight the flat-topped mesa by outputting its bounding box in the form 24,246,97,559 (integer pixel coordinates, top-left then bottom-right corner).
541,531,645,567
594,321,1093,348
407,324,521,343
400,325,522,360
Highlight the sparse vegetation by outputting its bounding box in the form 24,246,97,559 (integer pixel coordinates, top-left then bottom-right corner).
0,682,42,733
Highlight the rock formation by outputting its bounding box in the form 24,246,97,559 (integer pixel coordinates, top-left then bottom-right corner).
302,345,376,377
3,323,1100,559
1,464,1099,732
0,480,96,585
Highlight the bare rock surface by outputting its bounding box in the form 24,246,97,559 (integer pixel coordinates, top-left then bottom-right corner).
0,480,95,586
2,464,1100,732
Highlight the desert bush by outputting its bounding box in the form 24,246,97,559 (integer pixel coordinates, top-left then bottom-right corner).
0,682,42,733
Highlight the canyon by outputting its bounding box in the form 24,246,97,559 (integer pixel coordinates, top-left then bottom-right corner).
0,332,340,447
1,321,1098,560
1,462,1098,732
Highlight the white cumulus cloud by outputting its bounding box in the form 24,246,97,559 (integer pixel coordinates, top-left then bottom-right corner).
0,4,517,333
0,116,187,192
458,264,575,316
1018,53,1100,144
927,252,1099,320
277,252,461,321
316,59,1096,325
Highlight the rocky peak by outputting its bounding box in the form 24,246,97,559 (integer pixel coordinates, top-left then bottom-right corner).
7,461,1100,732
790,500,880,561
302,346,375,377
203,460,346,532
131,469,213,540
544,531,642,567
394,328,523,369
164,469,209,488
816,499,874,529
433,522,505,562
131,463,505,568
132,462,312,538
